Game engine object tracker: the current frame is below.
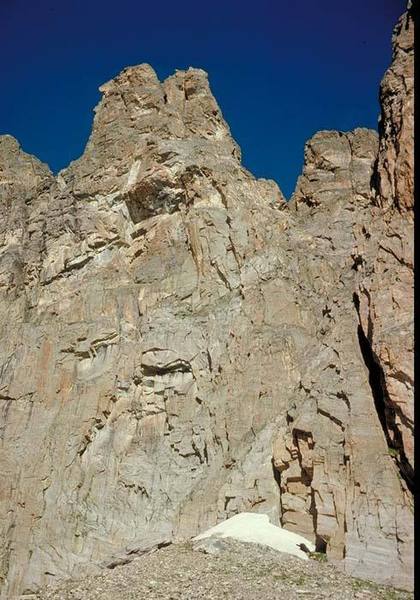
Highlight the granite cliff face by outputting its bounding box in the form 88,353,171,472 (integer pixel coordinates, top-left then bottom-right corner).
360,6,414,487
0,7,413,597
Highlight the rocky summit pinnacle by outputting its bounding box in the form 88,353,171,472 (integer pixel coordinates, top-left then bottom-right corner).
0,6,413,598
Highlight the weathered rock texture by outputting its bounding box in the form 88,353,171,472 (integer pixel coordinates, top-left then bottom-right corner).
0,7,413,598
360,5,414,486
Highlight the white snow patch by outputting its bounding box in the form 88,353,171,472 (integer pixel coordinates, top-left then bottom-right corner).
193,512,315,560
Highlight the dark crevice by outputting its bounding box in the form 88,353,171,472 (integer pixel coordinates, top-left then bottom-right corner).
105,541,171,570
315,535,327,554
141,360,192,376
271,457,281,489
351,254,364,271
353,292,413,493
309,488,317,542
292,430,314,485
317,408,345,430
309,489,329,554
370,156,381,206
271,457,283,525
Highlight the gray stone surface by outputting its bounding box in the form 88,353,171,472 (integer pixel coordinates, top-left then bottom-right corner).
0,8,413,597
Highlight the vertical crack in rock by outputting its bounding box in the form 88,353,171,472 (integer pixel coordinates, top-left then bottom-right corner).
309,489,326,554
353,293,413,493
271,457,281,493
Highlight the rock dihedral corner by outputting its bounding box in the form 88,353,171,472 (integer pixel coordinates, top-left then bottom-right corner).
0,7,413,597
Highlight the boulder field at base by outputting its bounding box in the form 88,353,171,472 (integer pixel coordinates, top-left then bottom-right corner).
33,539,414,600
0,5,413,598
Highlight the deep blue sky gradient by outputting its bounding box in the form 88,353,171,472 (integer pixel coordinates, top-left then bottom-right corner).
0,0,405,197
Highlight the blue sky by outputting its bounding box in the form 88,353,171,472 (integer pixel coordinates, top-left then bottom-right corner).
0,0,404,198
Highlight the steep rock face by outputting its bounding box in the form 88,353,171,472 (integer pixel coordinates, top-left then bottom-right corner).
0,67,294,599
0,9,413,598
275,8,414,583
375,5,414,213
358,6,414,488
275,7,414,585
0,136,53,298
274,126,413,587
